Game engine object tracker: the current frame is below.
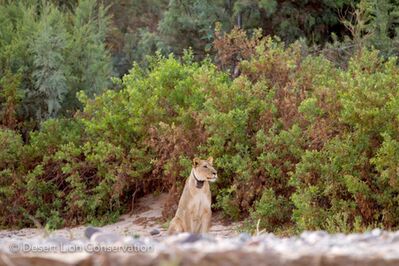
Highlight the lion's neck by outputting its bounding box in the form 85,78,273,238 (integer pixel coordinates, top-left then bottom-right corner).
191,169,205,189
188,169,209,192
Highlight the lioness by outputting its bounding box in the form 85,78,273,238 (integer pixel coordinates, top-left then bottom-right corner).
168,157,217,234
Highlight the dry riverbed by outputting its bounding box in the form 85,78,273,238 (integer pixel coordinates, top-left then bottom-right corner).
1,194,399,266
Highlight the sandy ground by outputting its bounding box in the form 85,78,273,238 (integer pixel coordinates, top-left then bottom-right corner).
4,195,399,266
0,193,240,241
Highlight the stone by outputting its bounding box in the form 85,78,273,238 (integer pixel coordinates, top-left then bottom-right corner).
84,227,100,239
180,233,202,244
149,229,160,236
238,232,251,242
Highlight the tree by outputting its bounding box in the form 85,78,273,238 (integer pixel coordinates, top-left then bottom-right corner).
63,0,113,113
157,0,356,60
365,0,399,58
0,0,114,129
31,3,68,118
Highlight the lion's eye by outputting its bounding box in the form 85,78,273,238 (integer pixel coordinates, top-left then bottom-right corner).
203,165,208,168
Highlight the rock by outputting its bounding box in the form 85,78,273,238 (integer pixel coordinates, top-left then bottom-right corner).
390,231,399,242
180,233,202,244
238,233,251,242
84,227,123,244
371,228,382,237
84,227,100,239
150,229,160,236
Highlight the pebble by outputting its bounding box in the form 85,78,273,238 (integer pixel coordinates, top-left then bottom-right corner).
181,233,202,243
150,229,160,236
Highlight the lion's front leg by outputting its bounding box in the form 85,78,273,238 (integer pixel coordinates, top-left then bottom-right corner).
199,209,211,234
168,217,184,235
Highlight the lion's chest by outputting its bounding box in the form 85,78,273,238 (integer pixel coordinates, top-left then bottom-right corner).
188,191,211,216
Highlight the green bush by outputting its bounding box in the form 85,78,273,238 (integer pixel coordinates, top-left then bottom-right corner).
0,129,23,169
0,129,24,227
3,35,399,233
250,188,292,232
290,49,399,232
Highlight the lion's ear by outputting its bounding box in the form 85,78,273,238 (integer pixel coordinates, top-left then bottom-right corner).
207,156,213,165
193,157,201,167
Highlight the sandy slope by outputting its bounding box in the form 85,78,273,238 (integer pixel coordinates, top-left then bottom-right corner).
0,193,240,241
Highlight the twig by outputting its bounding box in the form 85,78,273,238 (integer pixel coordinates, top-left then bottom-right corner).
129,187,139,217
256,219,266,236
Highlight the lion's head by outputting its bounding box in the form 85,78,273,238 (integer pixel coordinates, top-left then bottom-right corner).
192,157,217,182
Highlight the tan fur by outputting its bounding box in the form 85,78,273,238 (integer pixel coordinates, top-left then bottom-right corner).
168,157,217,234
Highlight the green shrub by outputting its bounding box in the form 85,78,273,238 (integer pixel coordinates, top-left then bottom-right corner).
0,129,24,227
3,35,399,234
250,188,292,232
0,129,23,169
290,49,399,232
214,187,241,220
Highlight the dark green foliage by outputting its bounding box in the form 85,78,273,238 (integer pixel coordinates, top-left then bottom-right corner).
64,0,112,112
97,0,359,71
364,0,399,58
0,0,113,129
156,0,356,59
104,0,168,74
31,4,68,118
